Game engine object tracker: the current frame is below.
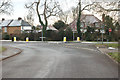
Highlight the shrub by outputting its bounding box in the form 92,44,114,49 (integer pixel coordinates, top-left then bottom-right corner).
2,33,10,40
57,29,65,41
64,27,73,41
46,30,58,41
53,20,67,30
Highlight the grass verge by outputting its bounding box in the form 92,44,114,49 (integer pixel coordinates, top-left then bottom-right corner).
0,47,7,53
108,52,120,63
96,43,118,48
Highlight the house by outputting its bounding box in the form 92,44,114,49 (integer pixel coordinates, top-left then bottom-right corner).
69,14,101,33
0,18,32,35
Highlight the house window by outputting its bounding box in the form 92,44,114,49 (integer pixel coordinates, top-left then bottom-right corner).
4,27,7,32
95,23,100,27
81,22,84,27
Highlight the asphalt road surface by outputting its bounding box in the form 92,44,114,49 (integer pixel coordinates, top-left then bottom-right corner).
2,42,118,78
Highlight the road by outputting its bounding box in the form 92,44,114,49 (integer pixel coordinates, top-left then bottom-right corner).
2,42,118,78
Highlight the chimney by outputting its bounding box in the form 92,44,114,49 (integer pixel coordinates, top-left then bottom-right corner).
2,18,5,21
18,17,22,20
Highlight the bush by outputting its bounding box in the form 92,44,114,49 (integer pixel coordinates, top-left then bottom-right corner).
53,20,67,30
46,28,73,41
64,27,73,41
84,26,99,41
57,29,65,41
46,30,58,41
2,33,10,40
28,31,35,41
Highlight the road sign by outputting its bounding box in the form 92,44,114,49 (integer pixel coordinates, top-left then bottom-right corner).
100,30,105,33
109,28,112,32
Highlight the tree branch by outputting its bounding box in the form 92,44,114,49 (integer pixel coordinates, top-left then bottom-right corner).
105,9,120,11
81,2,95,12
0,0,13,14
43,0,48,27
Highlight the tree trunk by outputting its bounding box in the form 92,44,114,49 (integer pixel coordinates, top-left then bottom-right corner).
77,0,82,37
36,0,47,37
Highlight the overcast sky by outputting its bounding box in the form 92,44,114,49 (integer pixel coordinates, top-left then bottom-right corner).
0,0,78,18
0,0,78,25
0,0,119,25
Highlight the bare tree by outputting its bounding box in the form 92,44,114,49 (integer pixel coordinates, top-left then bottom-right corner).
89,2,119,22
24,9,34,26
58,10,69,24
25,0,62,35
73,1,119,37
0,0,13,14
71,7,78,20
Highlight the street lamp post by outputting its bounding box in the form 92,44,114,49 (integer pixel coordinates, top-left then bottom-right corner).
101,25,104,44
42,29,43,41
102,30,103,44
95,29,99,43
109,28,112,41
73,31,74,41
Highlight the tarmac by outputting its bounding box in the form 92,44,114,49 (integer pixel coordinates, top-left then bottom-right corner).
0,41,118,64
97,47,118,64
2,41,118,78
0,46,22,61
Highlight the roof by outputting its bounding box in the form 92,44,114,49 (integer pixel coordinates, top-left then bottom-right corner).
81,15,101,23
69,14,101,31
0,19,31,27
69,14,101,25
69,14,101,26
21,20,31,26
0,20,12,27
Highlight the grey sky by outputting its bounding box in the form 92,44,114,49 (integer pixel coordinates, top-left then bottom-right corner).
0,0,78,25
0,0,119,25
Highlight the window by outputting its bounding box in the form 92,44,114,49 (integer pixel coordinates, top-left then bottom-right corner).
4,27,7,32
81,22,84,27
95,23,100,27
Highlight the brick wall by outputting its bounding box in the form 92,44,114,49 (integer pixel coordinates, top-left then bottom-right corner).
2,26,21,35
2,27,5,33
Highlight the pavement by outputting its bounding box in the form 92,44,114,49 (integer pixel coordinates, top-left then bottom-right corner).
0,46,22,61
98,47,118,54
1,41,119,78
97,47,118,64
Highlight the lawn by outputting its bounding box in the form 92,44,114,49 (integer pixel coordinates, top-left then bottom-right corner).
108,52,120,63
0,47,7,53
96,43,118,48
